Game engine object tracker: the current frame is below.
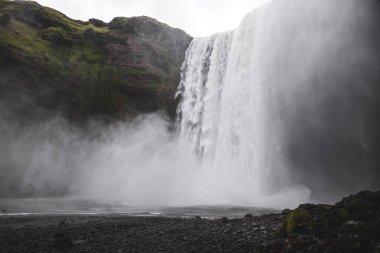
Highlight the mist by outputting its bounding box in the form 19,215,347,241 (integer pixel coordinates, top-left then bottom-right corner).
0,114,195,205
261,0,380,201
177,0,380,205
0,112,311,209
1,0,380,211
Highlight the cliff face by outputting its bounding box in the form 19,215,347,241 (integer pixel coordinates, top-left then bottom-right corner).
0,0,192,123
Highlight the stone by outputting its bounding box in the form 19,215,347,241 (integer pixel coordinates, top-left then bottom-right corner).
0,13,10,25
220,217,229,223
89,18,107,27
53,233,73,249
244,213,254,220
344,220,360,226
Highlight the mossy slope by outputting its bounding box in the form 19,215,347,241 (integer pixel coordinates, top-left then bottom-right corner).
0,0,192,123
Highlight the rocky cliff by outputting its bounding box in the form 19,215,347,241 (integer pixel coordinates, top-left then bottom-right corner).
0,0,192,123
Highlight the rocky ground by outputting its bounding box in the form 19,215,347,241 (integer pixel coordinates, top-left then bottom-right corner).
0,213,283,252
0,191,379,253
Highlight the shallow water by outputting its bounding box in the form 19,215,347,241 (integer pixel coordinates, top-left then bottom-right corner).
0,198,278,219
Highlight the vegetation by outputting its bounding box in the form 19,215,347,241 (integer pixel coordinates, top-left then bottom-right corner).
275,191,380,253
0,0,192,124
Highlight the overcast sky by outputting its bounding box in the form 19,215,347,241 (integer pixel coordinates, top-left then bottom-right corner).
35,0,269,37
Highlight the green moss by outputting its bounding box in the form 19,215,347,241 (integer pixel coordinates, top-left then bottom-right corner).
41,26,73,46
339,208,349,219
278,222,288,237
108,17,129,30
0,0,191,122
0,19,47,56
286,208,312,234
39,6,109,34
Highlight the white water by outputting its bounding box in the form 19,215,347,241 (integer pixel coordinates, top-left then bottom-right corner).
2,0,372,211
177,0,363,205
178,5,292,203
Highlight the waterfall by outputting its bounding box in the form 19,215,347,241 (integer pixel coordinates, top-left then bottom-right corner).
177,4,284,200
177,0,376,204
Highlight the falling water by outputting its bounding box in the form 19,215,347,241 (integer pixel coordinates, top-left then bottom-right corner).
177,4,286,200
0,0,378,211
177,0,378,203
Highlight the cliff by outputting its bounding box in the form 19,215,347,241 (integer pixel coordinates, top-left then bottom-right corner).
0,0,192,123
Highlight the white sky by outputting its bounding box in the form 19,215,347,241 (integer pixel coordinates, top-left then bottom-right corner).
35,0,269,37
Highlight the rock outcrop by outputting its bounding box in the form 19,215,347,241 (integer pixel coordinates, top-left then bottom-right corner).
0,0,192,124
272,191,380,253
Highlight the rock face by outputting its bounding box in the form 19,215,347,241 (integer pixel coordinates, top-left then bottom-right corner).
0,0,192,123
274,191,380,253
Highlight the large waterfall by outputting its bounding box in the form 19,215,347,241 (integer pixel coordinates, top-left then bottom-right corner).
177,3,296,204
0,0,378,210
177,17,278,198
177,0,379,204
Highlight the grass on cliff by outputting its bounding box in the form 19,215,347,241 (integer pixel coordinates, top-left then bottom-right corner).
0,19,46,55
0,6,108,81
40,6,109,33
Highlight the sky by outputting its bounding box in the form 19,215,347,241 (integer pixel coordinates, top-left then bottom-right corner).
35,0,269,37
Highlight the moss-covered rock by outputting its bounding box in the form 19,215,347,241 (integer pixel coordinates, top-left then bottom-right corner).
89,18,107,28
0,0,192,124
376,244,380,253
285,208,312,234
41,26,73,46
0,12,9,25
273,191,380,253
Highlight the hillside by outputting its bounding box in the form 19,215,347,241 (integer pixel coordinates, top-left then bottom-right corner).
0,0,192,123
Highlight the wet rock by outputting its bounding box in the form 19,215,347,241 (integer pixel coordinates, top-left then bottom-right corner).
1,191,378,252
58,220,67,226
220,217,229,223
345,220,360,226
53,232,73,249
274,190,380,253
73,239,86,245
244,214,254,220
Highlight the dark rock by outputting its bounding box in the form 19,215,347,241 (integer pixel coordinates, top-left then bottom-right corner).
220,217,229,223
0,12,10,25
0,192,377,253
53,232,73,249
275,190,380,253
244,214,254,220
108,17,130,31
344,220,360,226
89,18,107,27
41,27,74,47
1,209,8,213
298,203,317,211
73,240,86,245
